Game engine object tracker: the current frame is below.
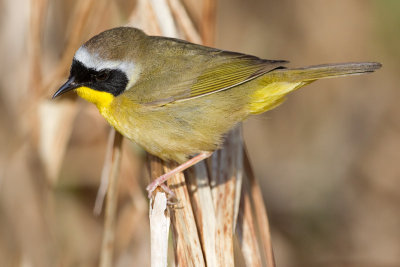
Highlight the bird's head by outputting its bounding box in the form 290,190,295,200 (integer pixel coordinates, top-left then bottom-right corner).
53,27,145,108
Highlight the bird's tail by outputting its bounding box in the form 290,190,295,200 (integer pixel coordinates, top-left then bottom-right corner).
248,62,381,114
282,62,382,82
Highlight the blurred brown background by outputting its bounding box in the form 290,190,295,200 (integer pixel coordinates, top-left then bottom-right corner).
0,0,398,266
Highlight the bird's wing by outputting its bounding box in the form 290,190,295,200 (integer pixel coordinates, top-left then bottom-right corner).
176,54,287,102
128,47,288,106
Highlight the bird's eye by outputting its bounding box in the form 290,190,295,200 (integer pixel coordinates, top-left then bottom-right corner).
96,70,110,81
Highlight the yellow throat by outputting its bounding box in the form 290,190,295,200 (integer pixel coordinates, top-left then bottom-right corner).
76,86,119,129
76,86,114,111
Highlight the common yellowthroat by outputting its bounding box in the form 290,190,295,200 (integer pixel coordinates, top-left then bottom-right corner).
53,27,381,196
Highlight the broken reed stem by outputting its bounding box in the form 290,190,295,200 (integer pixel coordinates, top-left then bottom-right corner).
149,192,170,267
146,154,170,267
99,131,123,267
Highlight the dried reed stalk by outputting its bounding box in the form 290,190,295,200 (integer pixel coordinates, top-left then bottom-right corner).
236,178,263,267
245,152,276,267
27,0,48,148
146,153,171,267
29,0,47,97
35,0,107,183
209,128,243,266
42,0,99,96
167,166,207,266
186,162,218,266
28,0,75,184
94,127,118,215
149,192,170,267
99,131,123,267
201,0,216,46
168,0,202,43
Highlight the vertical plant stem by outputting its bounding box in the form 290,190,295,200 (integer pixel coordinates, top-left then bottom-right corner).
167,166,206,267
29,0,47,96
209,128,242,266
186,162,217,267
28,0,48,146
235,174,263,267
201,0,216,46
99,131,123,267
42,0,97,95
94,128,116,216
150,0,178,37
244,150,276,267
168,0,202,43
147,154,170,267
149,192,170,267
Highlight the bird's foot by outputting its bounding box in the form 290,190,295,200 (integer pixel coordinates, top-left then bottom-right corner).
146,180,178,204
146,152,213,201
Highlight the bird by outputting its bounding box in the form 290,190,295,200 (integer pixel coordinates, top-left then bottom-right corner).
53,27,381,197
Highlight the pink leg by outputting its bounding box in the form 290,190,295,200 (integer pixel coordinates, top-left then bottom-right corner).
146,152,213,198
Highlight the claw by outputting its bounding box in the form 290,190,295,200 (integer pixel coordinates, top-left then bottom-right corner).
146,152,213,200
146,182,178,205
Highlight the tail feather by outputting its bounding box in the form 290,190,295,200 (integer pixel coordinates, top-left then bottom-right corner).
248,62,381,114
283,62,382,82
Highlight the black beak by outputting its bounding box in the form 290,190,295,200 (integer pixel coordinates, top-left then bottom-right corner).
52,77,78,99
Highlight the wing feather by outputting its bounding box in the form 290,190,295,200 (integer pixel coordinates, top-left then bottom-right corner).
174,54,287,103
126,38,288,106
